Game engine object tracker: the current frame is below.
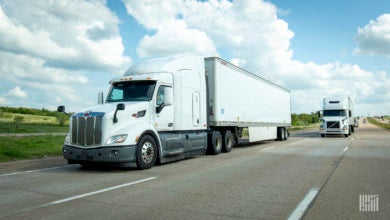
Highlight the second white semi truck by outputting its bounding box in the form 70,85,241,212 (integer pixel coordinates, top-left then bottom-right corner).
59,55,291,169
319,97,355,137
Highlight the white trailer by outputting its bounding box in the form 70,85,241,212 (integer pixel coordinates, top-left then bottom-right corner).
319,97,355,137
59,55,291,169
205,57,291,146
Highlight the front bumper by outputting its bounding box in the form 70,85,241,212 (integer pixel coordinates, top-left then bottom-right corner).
63,145,137,164
320,128,349,135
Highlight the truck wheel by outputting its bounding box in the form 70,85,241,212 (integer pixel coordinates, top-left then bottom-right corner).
136,135,157,170
209,130,222,155
223,130,235,153
321,134,325,138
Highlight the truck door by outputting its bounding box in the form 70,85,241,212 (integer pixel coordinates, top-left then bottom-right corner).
155,85,174,131
192,91,200,126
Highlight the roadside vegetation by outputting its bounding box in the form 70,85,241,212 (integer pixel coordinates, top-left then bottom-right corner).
0,107,69,133
0,107,69,162
290,112,319,131
367,117,390,130
0,135,65,162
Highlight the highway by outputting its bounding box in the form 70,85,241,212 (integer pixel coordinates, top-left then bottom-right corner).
0,122,389,219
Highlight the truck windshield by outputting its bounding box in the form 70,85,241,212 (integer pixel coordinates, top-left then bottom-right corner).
323,110,346,117
106,81,156,102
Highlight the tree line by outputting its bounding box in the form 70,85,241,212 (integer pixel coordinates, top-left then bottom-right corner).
291,112,319,126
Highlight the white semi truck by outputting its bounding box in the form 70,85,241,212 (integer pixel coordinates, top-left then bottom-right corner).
319,97,355,137
59,55,291,169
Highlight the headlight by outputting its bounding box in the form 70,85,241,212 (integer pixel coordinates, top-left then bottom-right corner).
319,125,324,130
106,134,128,145
343,125,348,130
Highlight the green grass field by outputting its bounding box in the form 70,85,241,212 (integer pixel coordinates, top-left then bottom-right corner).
0,112,68,133
0,111,68,162
0,135,65,162
368,117,390,130
0,122,68,133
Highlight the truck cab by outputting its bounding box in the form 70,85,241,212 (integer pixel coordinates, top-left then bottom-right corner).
319,97,355,137
62,56,207,169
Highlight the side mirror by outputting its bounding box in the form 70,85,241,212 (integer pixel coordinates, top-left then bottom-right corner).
117,103,125,111
98,92,104,104
164,87,173,106
113,103,125,123
57,106,65,113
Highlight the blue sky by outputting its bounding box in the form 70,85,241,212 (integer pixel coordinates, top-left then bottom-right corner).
1,0,390,115
271,0,390,69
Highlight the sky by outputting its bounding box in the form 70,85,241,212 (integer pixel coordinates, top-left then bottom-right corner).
0,0,390,116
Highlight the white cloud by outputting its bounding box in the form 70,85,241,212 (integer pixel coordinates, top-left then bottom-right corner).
137,20,218,57
0,96,8,105
123,0,179,30
124,0,390,115
0,0,132,111
6,86,28,98
355,14,390,56
124,0,218,57
0,0,131,72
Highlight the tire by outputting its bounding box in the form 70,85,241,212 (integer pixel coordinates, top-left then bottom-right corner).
209,130,222,155
222,130,235,153
277,127,282,141
321,134,325,138
136,135,157,170
283,128,288,140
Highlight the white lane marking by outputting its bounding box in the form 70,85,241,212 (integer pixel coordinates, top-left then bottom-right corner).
41,177,157,207
259,146,275,152
343,146,349,152
0,165,75,177
288,188,319,220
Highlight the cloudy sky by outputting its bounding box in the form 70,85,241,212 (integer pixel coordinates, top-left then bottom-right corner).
0,0,389,115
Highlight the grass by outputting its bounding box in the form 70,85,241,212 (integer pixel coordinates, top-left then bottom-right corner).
290,124,318,131
367,117,390,130
0,122,68,133
0,135,65,162
0,112,68,133
0,112,59,124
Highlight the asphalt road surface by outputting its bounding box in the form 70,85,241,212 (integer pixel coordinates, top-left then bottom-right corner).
0,123,389,220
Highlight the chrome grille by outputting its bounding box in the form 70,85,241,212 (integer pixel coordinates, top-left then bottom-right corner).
71,113,104,146
327,121,340,129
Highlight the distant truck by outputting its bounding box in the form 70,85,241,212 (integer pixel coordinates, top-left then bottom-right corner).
59,55,291,169
319,97,355,137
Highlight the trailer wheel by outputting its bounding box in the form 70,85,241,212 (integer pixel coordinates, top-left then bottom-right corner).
277,127,285,141
136,135,157,170
209,130,222,155
283,128,288,140
222,130,235,153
